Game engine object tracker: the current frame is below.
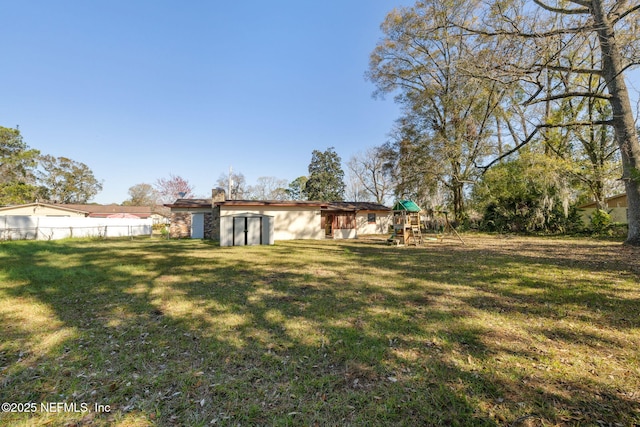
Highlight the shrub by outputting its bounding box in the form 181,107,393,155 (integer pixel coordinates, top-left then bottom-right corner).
590,209,613,234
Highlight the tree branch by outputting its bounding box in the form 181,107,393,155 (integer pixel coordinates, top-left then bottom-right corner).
525,91,612,105
544,64,603,75
534,0,590,15
611,3,640,24
453,22,591,39
566,0,591,8
479,127,540,171
479,119,614,171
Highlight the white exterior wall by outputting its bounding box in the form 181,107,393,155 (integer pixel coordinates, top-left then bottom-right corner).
333,229,357,239
356,211,392,235
221,206,323,240
580,207,629,225
0,216,152,240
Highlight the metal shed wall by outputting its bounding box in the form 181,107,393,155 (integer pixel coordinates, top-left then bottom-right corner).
220,213,274,246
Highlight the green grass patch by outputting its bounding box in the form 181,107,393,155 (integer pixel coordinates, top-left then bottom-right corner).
0,235,639,426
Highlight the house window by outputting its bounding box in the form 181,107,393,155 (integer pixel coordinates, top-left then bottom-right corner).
367,213,376,224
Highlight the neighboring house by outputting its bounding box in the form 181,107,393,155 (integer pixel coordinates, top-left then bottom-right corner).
578,194,628,225
0,202,169,224
164,189,391,244
0,203,89,217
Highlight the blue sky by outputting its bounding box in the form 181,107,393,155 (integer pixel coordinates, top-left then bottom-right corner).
1,0,415,203
3,1,639,204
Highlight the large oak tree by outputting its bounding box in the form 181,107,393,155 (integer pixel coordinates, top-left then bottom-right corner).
0,126,40,204
368,0,508,221
452,0,640,245
37,155,103,203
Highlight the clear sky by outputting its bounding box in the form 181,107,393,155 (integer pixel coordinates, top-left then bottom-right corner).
3,1,639,205
1,0,416,204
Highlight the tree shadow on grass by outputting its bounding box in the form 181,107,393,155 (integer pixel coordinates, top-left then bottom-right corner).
0,237,638,425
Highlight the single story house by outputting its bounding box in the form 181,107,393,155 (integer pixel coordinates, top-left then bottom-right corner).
0,202,169,224
578,193,628,225
164,189,391,244
0,203,89,217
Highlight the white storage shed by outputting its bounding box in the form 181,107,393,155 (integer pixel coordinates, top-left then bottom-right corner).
220,213,274,246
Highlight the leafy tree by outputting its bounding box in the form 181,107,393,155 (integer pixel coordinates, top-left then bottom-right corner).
37,155,102,203
473,149,582,233
380,118,452,212
367,1,507,221
155,174,194,204
448,0,640,244
0,126,40,204
285,176,308,200
123,183,159,206
303,147,345,201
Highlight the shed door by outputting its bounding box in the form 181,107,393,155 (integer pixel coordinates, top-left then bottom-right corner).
191,213,204,239
246,217,262,245
233,217,246,246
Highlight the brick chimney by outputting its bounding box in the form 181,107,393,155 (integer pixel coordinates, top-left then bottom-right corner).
212,188,226,206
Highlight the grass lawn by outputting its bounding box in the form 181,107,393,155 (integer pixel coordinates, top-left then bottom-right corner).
0,234,639,426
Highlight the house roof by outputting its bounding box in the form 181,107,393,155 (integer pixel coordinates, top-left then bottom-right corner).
164,198,213,208
0,202,90,215
578,193,627,209
324,201,391,211
0,202,165,218
62,204,162,218
218,200,328,208
165,199,390,212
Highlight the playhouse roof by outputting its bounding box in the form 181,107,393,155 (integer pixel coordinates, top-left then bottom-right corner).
392,200,421,212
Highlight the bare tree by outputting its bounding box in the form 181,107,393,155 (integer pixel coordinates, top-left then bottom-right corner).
344,171,372,203
216,171,247,200
246,176,289,200
347,147,393,205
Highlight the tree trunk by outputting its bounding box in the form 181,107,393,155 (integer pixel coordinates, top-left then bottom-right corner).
452,182,465,223
591,0,640,245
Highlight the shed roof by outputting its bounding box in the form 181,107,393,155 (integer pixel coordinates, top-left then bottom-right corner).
392,200,422,212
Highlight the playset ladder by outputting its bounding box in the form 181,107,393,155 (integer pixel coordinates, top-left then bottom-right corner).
408,224,423,246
